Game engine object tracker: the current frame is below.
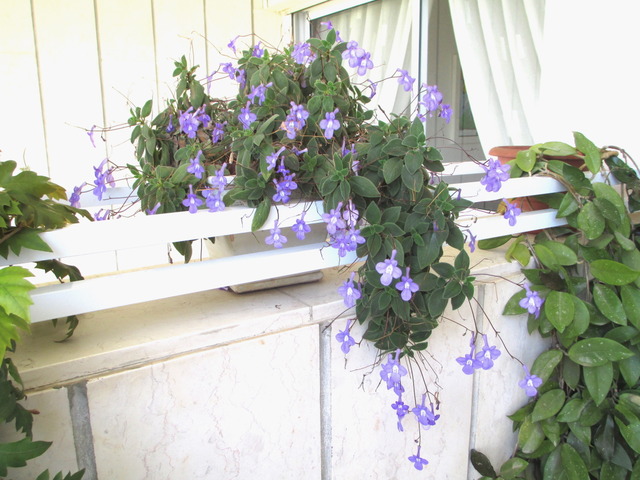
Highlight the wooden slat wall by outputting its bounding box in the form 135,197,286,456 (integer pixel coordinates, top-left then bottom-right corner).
0,0,258,190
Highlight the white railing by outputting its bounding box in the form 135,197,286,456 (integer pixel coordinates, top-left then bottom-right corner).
0,162,626,323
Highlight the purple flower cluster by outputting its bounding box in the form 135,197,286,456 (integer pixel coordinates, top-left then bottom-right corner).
92,159,115,201
202,163,228,212
272,161,298,203
220,62,246,88
396,69,415,92
322,200,365,257
265,146,286,171
282,102,309,139
341,41,373,76
238,101,257,130
178,106,210,139
291,42,316,65
187,150,205,179
69,183,85,208
374,250,419,302
252,42,264,58
212,122,226,143
480,158,511,192
418,84,452,123
456,333,501,375
247,82,273,105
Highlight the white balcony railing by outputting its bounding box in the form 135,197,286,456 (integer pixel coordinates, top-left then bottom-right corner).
0,162,627,323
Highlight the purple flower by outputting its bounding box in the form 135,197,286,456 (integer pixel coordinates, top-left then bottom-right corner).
335,319,356,354
475,334,501,370
291,42,315,65
227,35,239,54
195,106,211,128
320,20,333,30
342,199,359,228
439,103,452,123
182,185,203,214
236,68,246,88
421,84,443,112
92,159,115,201
356,52,373,76
266,146,286,171
375,249,402,287
366,79,377,99
319,108,340,139
480,158,511,193
212,122,226,143
166,114,175,133
503,199,521,226
238,101,256,130
412,394,439,429
265,220,287,248
519,364,543,397
396,69,415,92
252,42,264,58
456,335,482,375
179,107,200,138
69,183,85,208
146,202,161,215
292,212,311,240
187,150,205,179
342,41,365,68
87,125,97,147
322,202,346,235
346,228,365,252
519,283,544,318
93,208,110,221
408,446,429,471
221,62,236,80
395,267,419,301
248,82,272,105
272,171,297,204
203,188,225,212
468,231,477,253
391,395,410,432
282,102,309,139
338,272,361,308
380,349,407,394
210,162,228,190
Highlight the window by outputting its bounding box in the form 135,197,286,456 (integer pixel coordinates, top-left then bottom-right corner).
292,0,482,163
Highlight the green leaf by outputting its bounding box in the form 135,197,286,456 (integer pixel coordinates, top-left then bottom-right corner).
557,398,586,423
560,443,590,479
545,291,575,333
534,243,559,270
349,175,380,198
573,131,601,174
0,438,51,476
7,229,53,256
583,363,613,406
577,202,605,239
478,235,512,250
531,389,565,422
556,192,580,218
615,418,640,454
515,149,536,172
539,241,577,266
532,349,563,383
591,260,640,286
0,266,34,321
382,157,403,183
404,150,423,174
622,285,640,329
568,337,634,366
518,418,545,454
593,283,627,325
251,198,271,231
499,457,528,480
502,289,527,316
470,449,498,478
401,165,423,192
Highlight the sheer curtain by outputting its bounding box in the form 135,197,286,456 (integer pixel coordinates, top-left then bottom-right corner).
313,0,416,118
447,0,545,151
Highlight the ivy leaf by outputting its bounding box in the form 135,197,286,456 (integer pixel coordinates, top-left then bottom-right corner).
7,228,52,257
0,438,52,476
591,259,640,286
568,337,634,366
583,363,613,406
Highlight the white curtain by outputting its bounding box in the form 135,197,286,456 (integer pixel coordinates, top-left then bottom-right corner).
314,0,415,117
447,0,545,150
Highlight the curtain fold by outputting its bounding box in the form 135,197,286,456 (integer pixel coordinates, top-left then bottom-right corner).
315,0,415,117
447,0,545,152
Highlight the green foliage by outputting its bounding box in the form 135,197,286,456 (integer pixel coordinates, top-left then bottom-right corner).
474,134,640,479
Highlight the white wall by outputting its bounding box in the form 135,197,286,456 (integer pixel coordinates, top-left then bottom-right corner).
536,1,640,157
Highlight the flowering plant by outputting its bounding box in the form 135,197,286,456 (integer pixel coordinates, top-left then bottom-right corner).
471,136,640,478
